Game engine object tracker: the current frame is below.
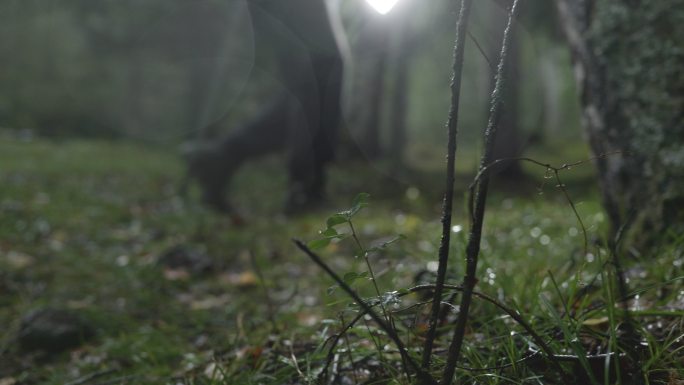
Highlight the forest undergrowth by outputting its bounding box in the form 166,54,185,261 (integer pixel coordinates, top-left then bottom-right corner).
0,131,682,384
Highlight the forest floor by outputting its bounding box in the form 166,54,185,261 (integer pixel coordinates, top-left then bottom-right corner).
0,132,682,384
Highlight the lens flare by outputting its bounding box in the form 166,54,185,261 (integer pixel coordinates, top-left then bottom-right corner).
365,0,399,14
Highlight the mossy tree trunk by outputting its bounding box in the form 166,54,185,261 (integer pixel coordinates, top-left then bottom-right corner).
556,0,684,253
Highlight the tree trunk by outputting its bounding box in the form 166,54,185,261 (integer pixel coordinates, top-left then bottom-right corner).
387,0,418,169
357,15,390,158
555,0,684,252
388,41,409,168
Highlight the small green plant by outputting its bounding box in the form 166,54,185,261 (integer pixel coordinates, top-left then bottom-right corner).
308,192,405,299
303,193,420,382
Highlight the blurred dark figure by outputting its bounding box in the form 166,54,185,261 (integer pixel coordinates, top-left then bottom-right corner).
185,0,344,214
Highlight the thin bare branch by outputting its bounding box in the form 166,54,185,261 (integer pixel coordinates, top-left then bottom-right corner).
442,1,522,383
422,0,474,371
467,152,622,268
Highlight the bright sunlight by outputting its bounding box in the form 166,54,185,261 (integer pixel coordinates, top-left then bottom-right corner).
364,0,399,14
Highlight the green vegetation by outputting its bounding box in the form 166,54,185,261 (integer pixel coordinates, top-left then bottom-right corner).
1,0,682,383
1,133,681,384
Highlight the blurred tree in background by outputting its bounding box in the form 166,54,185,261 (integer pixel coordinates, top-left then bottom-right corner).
0,0,256,141
0,0,583,154
336,0,582,173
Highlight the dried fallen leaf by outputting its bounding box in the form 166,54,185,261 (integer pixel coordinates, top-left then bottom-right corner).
204,362,226,381
582,316,609,328
0,377,16,385
234,345,265,367
236,271,258,287
414,322,429,334
67,297,94,309
219,271,258,288
669,370,684,385
164,268,190,281
5,251,34,269
296,312,320,327
190,294,232,310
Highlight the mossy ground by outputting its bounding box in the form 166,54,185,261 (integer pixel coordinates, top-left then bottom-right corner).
1,133,681,384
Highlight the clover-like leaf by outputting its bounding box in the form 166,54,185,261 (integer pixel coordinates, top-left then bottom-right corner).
366,234,407,253
326,213,348,229
349,193,370,217
308,238,332,250
321,227,338,237
308,228,348,250
343,272,360,284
